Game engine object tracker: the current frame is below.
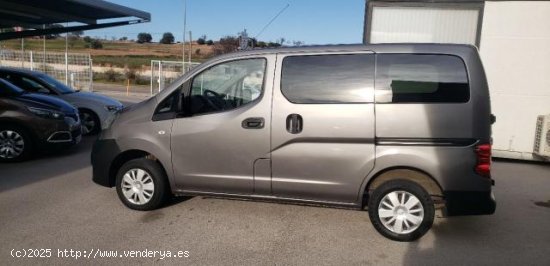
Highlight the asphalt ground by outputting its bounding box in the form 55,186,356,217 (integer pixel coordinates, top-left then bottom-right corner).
1,93,549,265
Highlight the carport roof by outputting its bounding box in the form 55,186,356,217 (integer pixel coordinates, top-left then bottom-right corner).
0,0,150,40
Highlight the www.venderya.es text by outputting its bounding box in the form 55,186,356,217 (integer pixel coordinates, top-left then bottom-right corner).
10,248,190,260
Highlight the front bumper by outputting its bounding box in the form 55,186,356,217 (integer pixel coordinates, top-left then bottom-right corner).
37,117,82,149
91,138,120,187
443,190,496,216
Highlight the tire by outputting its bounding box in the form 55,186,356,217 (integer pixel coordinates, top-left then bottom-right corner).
368,179,435,242
115,158,170,211
79,109,100,136
0,125,33,162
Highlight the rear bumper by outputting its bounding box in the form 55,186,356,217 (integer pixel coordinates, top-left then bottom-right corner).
91,138,120,187
443,190,496,216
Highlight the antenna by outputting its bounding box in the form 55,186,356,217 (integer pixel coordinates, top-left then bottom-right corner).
254,4,290,40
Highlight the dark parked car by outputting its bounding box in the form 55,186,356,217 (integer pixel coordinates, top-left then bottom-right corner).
0,67,123,135
0,78,81,162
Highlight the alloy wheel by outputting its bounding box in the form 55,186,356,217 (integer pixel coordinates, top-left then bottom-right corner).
80,112,97,135
0,130,25,159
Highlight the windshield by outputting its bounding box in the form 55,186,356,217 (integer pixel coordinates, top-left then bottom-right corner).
37,74,75,94
0,78,25,96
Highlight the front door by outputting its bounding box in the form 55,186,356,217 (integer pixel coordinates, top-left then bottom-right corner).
270,52,377,203
171,56,274,195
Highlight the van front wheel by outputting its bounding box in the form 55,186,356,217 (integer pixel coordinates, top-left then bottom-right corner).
116,158,169,211
368,180,434,241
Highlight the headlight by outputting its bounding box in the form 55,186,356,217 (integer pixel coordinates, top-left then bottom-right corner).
28,107,65,120
105,105,123,112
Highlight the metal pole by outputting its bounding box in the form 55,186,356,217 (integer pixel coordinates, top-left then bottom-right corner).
89,58,93,92
182,0,187,67
30,51,33,70
65,22,69,85
150,61,153,95
21,38,24,68
158,62,162,93
188,31,192,66
43,24,46,69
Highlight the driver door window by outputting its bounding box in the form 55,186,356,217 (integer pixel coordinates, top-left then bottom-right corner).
188,58,266,115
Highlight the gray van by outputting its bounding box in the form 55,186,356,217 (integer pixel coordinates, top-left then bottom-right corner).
92,44,496,241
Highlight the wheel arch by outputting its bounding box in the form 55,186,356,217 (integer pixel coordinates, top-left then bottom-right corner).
108,149,170,188
0,118,37,143
363,166,444,207
78,107,100,122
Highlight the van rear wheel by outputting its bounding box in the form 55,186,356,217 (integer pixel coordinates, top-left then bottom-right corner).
368,180,434,241
116,158,170,211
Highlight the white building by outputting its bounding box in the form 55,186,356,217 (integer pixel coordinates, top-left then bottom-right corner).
363,0,550,161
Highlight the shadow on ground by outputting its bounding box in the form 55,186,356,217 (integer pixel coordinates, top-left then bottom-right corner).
0,136,95,193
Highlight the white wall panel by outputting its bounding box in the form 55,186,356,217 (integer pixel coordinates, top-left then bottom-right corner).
480,1,550,160
370,6,479,45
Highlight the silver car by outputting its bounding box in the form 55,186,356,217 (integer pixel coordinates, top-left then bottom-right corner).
92,44,496,241
0,67,123,135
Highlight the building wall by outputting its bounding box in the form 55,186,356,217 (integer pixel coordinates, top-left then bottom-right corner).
365,0,550,160
479,1,550,160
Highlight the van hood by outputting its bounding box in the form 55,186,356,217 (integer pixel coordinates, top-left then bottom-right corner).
17,93,76,114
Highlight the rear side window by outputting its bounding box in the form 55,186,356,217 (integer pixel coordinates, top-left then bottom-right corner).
376,54,469,103
281,54,375,103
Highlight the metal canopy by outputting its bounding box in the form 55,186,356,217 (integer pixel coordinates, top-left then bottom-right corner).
0,0,151,40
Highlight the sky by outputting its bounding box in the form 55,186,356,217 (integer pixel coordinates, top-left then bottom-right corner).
85,0,366,45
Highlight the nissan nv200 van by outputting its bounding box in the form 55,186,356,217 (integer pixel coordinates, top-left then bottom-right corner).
92,44,496,241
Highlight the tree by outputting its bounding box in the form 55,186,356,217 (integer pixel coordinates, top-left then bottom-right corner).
119,36,128,41
292,40,305,46
248,38,257,48
197,38,206,45
206,40,214,45
136,32,152,43
68,35,78,48
212,36,239,55
83,36,92,43
159,32,175,44
71,30,84,38
90,39,103,49
44,24,63,39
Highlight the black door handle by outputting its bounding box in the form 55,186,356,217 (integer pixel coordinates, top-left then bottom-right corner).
242,117,265,129
286,114,303,134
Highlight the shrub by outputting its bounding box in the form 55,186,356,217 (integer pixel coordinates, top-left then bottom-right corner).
212,36,239,55
124,68,138,80
197,38,206,45
104,69,121,82
206,40,214,45
90,39,103,49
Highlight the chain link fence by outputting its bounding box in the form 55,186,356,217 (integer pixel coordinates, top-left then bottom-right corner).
0,49,93,91
150,60,200,95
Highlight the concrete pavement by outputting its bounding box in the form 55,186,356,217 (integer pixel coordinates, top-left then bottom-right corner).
1,94,549,265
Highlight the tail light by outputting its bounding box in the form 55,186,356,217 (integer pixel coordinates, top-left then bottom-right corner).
475,144,492,178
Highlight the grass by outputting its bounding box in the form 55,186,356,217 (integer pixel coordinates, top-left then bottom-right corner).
0,38,212,68
93,55,182,69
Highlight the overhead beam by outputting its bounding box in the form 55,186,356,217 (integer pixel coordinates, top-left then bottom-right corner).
0,18,42,29
0,19,146,41
70,0,151,21
0,1,97,25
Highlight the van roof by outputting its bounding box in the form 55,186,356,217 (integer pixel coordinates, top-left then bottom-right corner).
214,43,478,60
